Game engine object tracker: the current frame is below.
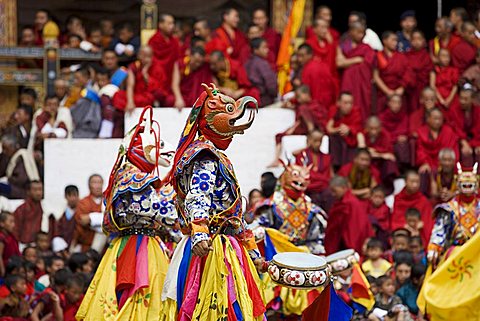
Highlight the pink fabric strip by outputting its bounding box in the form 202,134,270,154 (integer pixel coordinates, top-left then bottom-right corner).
179,256,203,321
223,242,238,305
227,236,246,271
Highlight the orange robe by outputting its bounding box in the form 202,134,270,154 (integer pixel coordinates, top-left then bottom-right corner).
74,195,101,252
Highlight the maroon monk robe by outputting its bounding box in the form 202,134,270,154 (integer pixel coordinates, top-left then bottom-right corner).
301,58,337,108
376,51,413,113
380,108,410,165
367,202,391,233
13,198,43,244
306,26,340,42
434,66,460,101
428,35,461,56
339,41,376,121
405,48,434,112
148,31,180,93
451,40,476,74
222,58,260,103
295,147,331,193
213,26,250,64
55,211,76,246
324,190,373,254
415,124,459,170
262,27,281,69
391,188,433,246
409,108,427,134
306,37,338,81
0,230,20,266
179,61,213,107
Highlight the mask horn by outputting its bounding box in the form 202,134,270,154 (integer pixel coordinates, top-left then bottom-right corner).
473,162,478,175
457,162,463,175
201,83,216,99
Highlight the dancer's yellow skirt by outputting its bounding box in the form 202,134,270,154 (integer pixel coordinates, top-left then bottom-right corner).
76,235,169,321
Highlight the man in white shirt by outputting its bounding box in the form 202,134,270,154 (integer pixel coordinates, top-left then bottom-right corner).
348,11,383,51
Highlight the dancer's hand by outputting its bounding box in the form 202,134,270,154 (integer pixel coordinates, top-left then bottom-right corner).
192,239,213,257
254,257,268,273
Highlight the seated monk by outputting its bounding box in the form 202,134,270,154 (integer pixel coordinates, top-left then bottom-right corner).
358,116,399,194
270,85,327,167
451,22,477,74
294,128,334,211
416,108,459,175
251,8,281,68
114,45,167,111
428,17,461,64
306,6,340,42
447,86,480,167
324,175,373,254
367,186,391,244
409,87,439,135
391,171,433,246
326,92,362,169
171,46,213,108
208,50,260,102
429,148,457,203
297,43,337,109
337,148,381,201
380,95,411,168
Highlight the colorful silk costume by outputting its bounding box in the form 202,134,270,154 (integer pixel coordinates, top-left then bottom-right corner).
252,158,327,317
161,84,266,321
77,106,177,321
418,163,480,320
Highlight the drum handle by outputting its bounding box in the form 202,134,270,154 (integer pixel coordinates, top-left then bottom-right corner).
211,216,245,240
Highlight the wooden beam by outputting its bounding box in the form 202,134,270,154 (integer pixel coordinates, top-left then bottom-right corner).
0,0,18,117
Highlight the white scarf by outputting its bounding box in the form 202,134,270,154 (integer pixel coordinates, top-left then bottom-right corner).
6,149,40,181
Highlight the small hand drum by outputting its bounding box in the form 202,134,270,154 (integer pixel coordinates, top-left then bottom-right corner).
268,252,330,289
325,249,360,275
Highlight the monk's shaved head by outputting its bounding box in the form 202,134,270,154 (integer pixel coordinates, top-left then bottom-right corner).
329,175,349,188
366,116,381,127
438,147,456,160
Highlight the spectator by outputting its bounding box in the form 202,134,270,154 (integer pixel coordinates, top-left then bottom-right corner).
337,22,376,120
416,108,459,173
31,95,73,152
409,86,438,134
148,13,180,96
373,31,412,114
193,18,220,55
33,9,50,46
13,180,43,245
171,46,213,108
114,45,167,111
0,274,29,318
324,175,373,254
306,5,340,42
362,238,392,278
247,24,262,40
55,185,79,247
100,49,120,76
63,274,85,321
429,147,457,203
260,172,276,199
37,256,65,289
393,258,412,290
379,95,410,169
18,26,37,67
297,43,337,109
429,17,460,64
294,128,334,210
23,260,43,293
35,232,53,258
99,18,115,48
79,26,102,53
63,15,86,43
396,263,426,316
252,8,281,67
64,33,82,49
449,7,469,36
369,276,407,321
337,148,380,201
326,92,362,169
245,37,277,106
54,79,69,107
109,22,140,61
212,8,250,64
359,116,398,194
73,174,103,252
0,135,40,199
462,49,480,98
270,85,327,166
404,208,424,241
31,268,71,321
405,30,434,112
67,253,93,274
22,246,37,265
2,104,33,150
451,22,477,74
306,18,338,77
347,11,383,51
70,68,102,138
391,171,433,242
396,10,417,52
0,212,20,276
409,237,426,266
209,50,260,101
367,186,391,243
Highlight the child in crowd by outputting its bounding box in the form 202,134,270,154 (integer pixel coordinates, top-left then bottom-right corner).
403,208,423,238
367,186,391,246
22,246,38,265
62,274,86,321
396,263,426,316
0,212,20,276
245,188,263,223
370,276,403,317
67,253,93,275
36,231,53,258
0,274,29,319
409,236,427,266
393,258,413,290
430,48,459,109
384,230,410,262
37,256,65,289
31,268,72,321
24,260,43,295
56,185,79,247
362,238,392,278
